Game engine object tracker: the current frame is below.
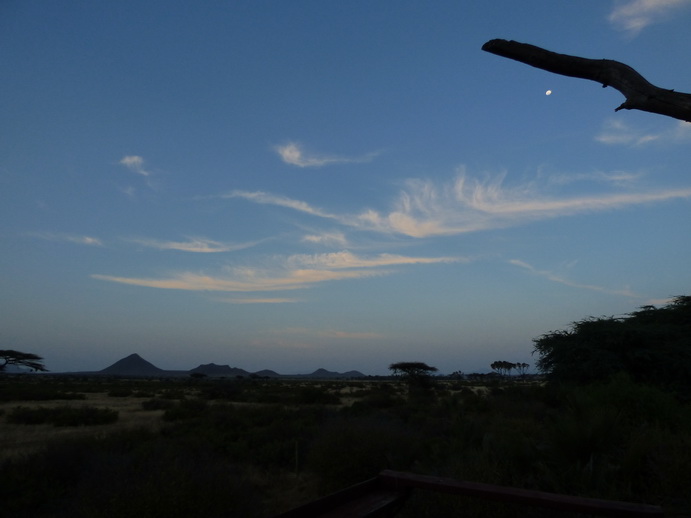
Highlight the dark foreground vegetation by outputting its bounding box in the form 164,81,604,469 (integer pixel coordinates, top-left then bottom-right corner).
1,298,690,517
1,374,689,517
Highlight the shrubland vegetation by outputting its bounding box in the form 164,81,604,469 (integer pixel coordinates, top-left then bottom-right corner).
1,298,689,517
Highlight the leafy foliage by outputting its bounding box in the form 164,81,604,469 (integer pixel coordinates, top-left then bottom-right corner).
8,405,118,426
0,350,47,372
532,296,691,394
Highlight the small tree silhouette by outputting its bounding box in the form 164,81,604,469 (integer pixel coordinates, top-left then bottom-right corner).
0,350,48,372
389,361,438,389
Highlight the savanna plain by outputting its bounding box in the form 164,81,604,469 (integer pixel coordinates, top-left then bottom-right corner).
1,369,690,518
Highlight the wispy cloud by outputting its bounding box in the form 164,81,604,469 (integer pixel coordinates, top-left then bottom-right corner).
128,237,260,253
546,169,644,188
92,268,385,292
608,0,691,36
92,250,457,293
595,119,660,146
215,297,301,304
671,120,691,140
355,170,691,237
276,327,385,340
275,142,379,168
30,232,103,246
302,231,349,247
286,250,461,269
509,259,638,297
227,190,340,220
227,170,691,239
595,119,691,146
119,155,150,176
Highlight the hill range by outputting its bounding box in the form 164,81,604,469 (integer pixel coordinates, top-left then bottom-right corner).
80,353,366,379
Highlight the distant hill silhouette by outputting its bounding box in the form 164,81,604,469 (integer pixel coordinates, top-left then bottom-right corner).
100,353,166,376
253,369,280,378
90,353,365,379
303,368,366,379
190,363,250,377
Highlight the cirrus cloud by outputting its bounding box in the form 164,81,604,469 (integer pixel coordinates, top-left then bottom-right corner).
608,0,691,36
128,236,261,253
91,250,458,294
119,155,150,176
275,142,380,168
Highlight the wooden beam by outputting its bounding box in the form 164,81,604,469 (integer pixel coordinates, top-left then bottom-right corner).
482,39,691,122
379,470,664,517
274,477,410,518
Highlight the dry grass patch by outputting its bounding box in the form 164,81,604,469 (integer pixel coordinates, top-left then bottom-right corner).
0,392,165,461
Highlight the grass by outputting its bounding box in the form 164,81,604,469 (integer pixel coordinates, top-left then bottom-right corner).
0,375,689,516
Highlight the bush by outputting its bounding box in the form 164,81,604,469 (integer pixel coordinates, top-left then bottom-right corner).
8,405,119,426
294,386,341,405
307,416,423,492
141,398,176,411
163,398,208,421
107,388,132,397
0,428,262,517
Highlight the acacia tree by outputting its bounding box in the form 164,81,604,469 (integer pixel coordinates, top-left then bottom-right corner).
0,350,48,372
515,362,530,377
389,361,438,388
482,39,691,122
490,360,516,377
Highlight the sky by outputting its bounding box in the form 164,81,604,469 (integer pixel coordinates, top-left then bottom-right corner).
2,1,691,375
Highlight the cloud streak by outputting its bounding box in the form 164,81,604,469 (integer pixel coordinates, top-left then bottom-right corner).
215,297,301,304
278,327,385,339
275,142,379,168
30,232,103,246
595,119,691,146
608,0,691,36
353,171,691,238
286,250,461,269
129,237,260,253
119,155,150,176
509,259,638,297
92,251,457,293
227,190,340,220
227,170,691,239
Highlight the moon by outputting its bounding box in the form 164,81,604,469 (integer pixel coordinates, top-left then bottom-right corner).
546,90,552,95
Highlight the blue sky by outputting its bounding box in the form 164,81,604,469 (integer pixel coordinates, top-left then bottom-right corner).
2,1,691,374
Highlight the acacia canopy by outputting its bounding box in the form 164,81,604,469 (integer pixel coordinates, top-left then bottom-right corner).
0,350,48,372
389,362,438,378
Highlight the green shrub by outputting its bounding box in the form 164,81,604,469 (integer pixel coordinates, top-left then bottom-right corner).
141,398,175,410
107,388,132,397
295,386,341,405
8,405,118,426
0,428,262,518
163,398,208,421
307,416,423,492
8,406,54,425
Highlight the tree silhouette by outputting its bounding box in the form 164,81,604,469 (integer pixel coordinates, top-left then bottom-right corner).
0,350,48,372
483,39,691,122
389,361,438,388
490,360,516,377
532,296,691,393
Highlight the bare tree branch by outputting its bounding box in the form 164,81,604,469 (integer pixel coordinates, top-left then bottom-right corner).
482,39,691,123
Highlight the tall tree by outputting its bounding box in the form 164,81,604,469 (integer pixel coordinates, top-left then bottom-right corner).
532,296,691,393
0,350,48,372
482,39,691,122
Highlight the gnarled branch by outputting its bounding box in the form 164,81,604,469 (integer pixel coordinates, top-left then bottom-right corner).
482,39,691,122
